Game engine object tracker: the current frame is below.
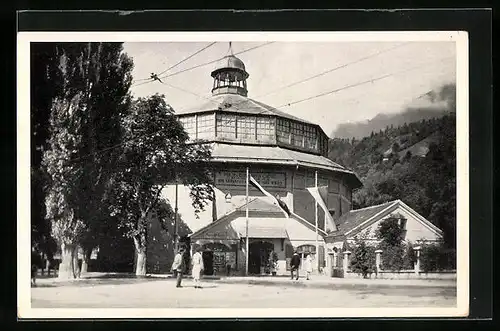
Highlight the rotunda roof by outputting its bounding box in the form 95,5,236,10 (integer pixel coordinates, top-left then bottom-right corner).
211,55,247,76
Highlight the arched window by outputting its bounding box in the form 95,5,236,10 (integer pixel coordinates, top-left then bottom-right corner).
296,245,316,255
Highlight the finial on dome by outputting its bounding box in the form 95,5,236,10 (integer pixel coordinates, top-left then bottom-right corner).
228,41,233,55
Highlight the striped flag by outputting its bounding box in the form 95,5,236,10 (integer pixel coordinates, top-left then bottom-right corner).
249,175,291,218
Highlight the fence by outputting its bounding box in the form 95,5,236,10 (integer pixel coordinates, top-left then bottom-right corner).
330,244,457,280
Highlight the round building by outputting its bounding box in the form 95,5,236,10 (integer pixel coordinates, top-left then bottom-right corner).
148,48,362,276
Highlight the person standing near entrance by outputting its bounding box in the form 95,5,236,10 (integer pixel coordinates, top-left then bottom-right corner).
290,251,301,280
304,254,313,280
191,247,204,289
171,248,185,288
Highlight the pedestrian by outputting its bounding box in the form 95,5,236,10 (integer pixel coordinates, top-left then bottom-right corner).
191,246,204,289
171,248,185,288
31,249,40,287
290,251,301,280
304,254,313,280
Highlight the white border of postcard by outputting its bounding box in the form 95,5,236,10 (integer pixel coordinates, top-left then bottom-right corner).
17,31,469,319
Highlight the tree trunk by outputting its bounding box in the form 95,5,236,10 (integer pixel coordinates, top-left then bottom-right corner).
73,247,81,278
133,236,147,276
80,248,92,274
58,243,77,279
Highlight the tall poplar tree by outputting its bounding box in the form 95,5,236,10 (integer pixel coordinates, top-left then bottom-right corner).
41,42,133,279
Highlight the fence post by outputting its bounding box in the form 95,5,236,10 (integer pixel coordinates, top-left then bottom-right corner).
375,249,383,274
413,246,421,275
326,252,333,277
342,251,351,274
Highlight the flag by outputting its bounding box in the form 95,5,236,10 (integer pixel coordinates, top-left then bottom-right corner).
249,175,291,218
307,187,337,232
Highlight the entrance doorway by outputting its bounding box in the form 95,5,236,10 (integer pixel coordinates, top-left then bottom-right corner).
202,250,214,275
248,241,274,275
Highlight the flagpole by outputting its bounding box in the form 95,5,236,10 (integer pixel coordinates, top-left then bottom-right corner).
315,170,319,272
245,167,249,276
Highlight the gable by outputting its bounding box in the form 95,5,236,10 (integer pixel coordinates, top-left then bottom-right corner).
350,205,442,242
162,185,250,234
193,213,241,240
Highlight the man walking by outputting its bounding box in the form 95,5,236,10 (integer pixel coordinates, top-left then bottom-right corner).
171,248,185,288
290,251,301,280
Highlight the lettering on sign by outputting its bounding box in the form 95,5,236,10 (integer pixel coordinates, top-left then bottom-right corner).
216,171,286,188
205,231,228,239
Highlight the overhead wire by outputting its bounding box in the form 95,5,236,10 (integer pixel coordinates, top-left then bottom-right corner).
156,42,217,77
216,41,413,110
130,42,217,87
55,52,454,165
274,56,455,110
209,55,456,124
255,41,413,99
131,42,276,88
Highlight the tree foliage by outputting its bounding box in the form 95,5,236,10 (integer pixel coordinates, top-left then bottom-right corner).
108,94,214,275
376,217,404,246
40,42,134,278
329,104,456,249
419,241,456,272
350,241,376,278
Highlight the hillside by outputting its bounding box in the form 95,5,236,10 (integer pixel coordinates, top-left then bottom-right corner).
331,83,456,139
328,113,456,249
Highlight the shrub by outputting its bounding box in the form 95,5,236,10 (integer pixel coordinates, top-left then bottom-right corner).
420,242,456,272
350,239,376,278
403,241,417,270
379,242,405,271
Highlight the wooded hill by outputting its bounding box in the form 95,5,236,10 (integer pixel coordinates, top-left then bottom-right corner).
328,113,456,249
332,83,456,139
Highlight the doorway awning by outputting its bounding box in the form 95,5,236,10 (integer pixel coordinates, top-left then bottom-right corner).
232,218,289,239
244,227,288,239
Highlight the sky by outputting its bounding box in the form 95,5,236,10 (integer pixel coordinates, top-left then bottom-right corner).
123,41,456,136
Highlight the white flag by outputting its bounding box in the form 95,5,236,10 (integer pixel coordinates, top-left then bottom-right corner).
306,187,337,232
250,175,290,218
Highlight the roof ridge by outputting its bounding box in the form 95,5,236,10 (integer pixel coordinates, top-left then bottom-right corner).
246,97,316,124
235,196,281,211
349,200,398,212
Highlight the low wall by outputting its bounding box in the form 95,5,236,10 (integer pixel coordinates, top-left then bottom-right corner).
344,270,456,280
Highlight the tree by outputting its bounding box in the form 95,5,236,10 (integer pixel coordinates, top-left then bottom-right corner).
376,217,404,246
42,43,133,279
350,237,376,278
376,217,405,270
109,94,214,276
70,43,134,274
31,43,66,261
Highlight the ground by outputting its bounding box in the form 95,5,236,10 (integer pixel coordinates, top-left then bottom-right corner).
30,273,457,308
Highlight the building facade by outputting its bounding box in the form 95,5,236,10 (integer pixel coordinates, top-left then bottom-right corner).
325,199,443,277
148,48,362,276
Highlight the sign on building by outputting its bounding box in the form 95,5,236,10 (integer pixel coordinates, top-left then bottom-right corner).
216,171,286,188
